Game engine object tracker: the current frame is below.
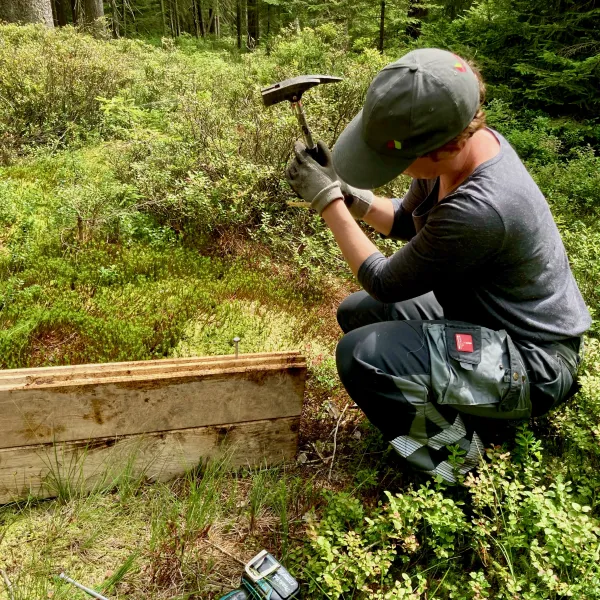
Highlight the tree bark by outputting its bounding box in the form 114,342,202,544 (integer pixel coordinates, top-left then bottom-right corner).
110,0,120,35
159,0,167,35
73,0,104,30
197,0,205,36
236,0,241,48
55,0,69,24
266,3,270,36
190,0,198,37
167,0,174,35
82,0,104,23
174,0,180,36
213,0,219,37
247,0,258,47
0,0,55,26
50,0,58,25
378,1,385,53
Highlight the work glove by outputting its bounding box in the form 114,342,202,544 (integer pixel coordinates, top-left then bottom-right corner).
286,141,343,215
310,140,375,220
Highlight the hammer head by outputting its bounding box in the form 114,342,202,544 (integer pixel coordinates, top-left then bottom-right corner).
261,75,343,106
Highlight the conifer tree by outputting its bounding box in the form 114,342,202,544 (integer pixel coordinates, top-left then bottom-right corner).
247,0,258,47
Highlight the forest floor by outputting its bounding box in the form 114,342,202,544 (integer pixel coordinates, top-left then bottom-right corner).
0,256,408,600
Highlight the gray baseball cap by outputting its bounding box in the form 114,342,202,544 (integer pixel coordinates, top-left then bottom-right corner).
332,48,481,189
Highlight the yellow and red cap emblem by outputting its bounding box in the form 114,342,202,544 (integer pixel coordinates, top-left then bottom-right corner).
452,54,467,72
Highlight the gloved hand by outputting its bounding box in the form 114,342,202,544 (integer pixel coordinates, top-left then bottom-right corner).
286,141,343,215
309,141,374,220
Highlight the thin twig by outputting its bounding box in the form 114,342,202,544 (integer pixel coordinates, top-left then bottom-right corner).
311,442,329,463
204,539,246,567
1,570,14,600
328,402,350,481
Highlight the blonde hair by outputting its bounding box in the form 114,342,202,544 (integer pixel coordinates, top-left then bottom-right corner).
425,62,487,162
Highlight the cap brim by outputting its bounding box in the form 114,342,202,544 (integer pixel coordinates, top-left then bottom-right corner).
332,110,416,190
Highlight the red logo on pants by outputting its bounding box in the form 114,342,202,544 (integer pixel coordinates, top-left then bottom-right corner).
455,334,474,352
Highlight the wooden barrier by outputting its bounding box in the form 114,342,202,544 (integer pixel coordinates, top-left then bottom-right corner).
0,352,306,504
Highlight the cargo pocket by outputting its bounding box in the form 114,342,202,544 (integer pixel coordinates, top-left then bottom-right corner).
423,322,531,420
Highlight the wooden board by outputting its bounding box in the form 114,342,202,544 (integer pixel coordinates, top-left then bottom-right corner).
0,417,299,504
0,353,306,448
0,352,301,383
0,352,306,503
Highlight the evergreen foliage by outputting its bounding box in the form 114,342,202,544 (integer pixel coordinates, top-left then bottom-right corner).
422,0,600,117
9,0,597,117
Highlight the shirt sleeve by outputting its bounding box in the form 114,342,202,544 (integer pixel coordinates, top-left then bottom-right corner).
386,179,431,241
358,194,506,303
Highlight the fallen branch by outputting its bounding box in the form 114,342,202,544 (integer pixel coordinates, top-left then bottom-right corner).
311,442,330,463
328,403,350,481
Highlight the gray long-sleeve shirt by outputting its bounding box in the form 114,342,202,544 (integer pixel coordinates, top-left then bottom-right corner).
357,130,591,343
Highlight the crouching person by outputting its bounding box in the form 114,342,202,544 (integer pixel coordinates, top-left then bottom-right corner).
285,48,589,482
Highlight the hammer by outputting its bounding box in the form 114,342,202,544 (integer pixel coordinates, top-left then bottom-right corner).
261,74,343,164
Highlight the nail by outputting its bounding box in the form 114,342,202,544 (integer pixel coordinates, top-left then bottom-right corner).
233,337,240,359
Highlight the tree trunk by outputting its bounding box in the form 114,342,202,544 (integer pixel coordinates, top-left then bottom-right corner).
0,0,55,26
214,0,219,37
159,0,167,35
62,0,74,22
266,3,270,36
247,0,258,48
80,0,104,28
378,1,385,53
54,0,70,27
236,0,241,48
54,0,69,24
197,0,205,36
190,0,198,36
167,0,174,35
174,0,180,35
50,0,58,25
109,0,120,35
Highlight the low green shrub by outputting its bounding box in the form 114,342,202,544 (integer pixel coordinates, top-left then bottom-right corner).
0,25,138,156
533,148,600,220
298,425,600,599
297,341,600,599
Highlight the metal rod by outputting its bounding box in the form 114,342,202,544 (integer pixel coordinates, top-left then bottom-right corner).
233,337,240,359
59,573,110,600
291,99,315,150
1,569,14,600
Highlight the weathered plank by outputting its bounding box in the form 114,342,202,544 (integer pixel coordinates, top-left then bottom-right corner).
0,417,299,504
0,353,306,448
0,352,303,385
